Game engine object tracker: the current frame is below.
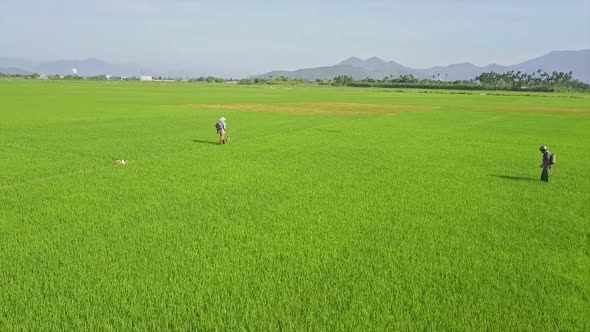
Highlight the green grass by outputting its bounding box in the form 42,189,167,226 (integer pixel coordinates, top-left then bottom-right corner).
1,80,589,330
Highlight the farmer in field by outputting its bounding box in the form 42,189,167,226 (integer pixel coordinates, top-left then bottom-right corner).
216,117,227,144
539,146,554,182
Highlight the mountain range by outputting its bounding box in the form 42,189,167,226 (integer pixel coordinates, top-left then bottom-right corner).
0,57,143,77
0,57,249,79
256,50,590,83
1,50,589,82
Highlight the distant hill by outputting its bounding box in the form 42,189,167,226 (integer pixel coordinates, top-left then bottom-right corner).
0,57,243,78
34,58,142,77
255,50,590,83
0,57,142,77
510,50,590,82
0,66,31,75
257,56,419,81
2,50,589,82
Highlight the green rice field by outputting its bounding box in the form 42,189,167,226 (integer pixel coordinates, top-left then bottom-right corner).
1,80,589,330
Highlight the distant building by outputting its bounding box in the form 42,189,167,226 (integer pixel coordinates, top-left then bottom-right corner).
140,75,153,81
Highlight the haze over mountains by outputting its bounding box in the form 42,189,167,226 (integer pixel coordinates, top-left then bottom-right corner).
257,50,590,83
1,50,589,83
0,58,142,77
0,58,224,79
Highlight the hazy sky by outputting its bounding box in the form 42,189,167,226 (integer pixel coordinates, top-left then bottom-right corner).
1,0,589,76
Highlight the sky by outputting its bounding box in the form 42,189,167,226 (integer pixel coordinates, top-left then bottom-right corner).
1,0,589,77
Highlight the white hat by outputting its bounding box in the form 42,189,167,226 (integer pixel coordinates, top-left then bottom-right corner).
220,117,226,121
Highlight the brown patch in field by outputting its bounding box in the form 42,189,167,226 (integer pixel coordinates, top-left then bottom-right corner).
471,105,590,116
177,103,438,117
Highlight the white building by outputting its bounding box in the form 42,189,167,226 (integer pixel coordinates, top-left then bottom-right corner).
140,75,153,81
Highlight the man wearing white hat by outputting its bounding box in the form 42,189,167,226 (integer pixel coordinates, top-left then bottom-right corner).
216,117,228,144
539,146,554,182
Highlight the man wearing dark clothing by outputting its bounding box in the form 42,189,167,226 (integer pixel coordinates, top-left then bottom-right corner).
540,146,553,182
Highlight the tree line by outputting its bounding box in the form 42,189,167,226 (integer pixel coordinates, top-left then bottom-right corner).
0,73,130,80
240,71,589,92
475,70,588,91
0,72,231,82
238,76,309,85
327,70,589,92
2,70,588,92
